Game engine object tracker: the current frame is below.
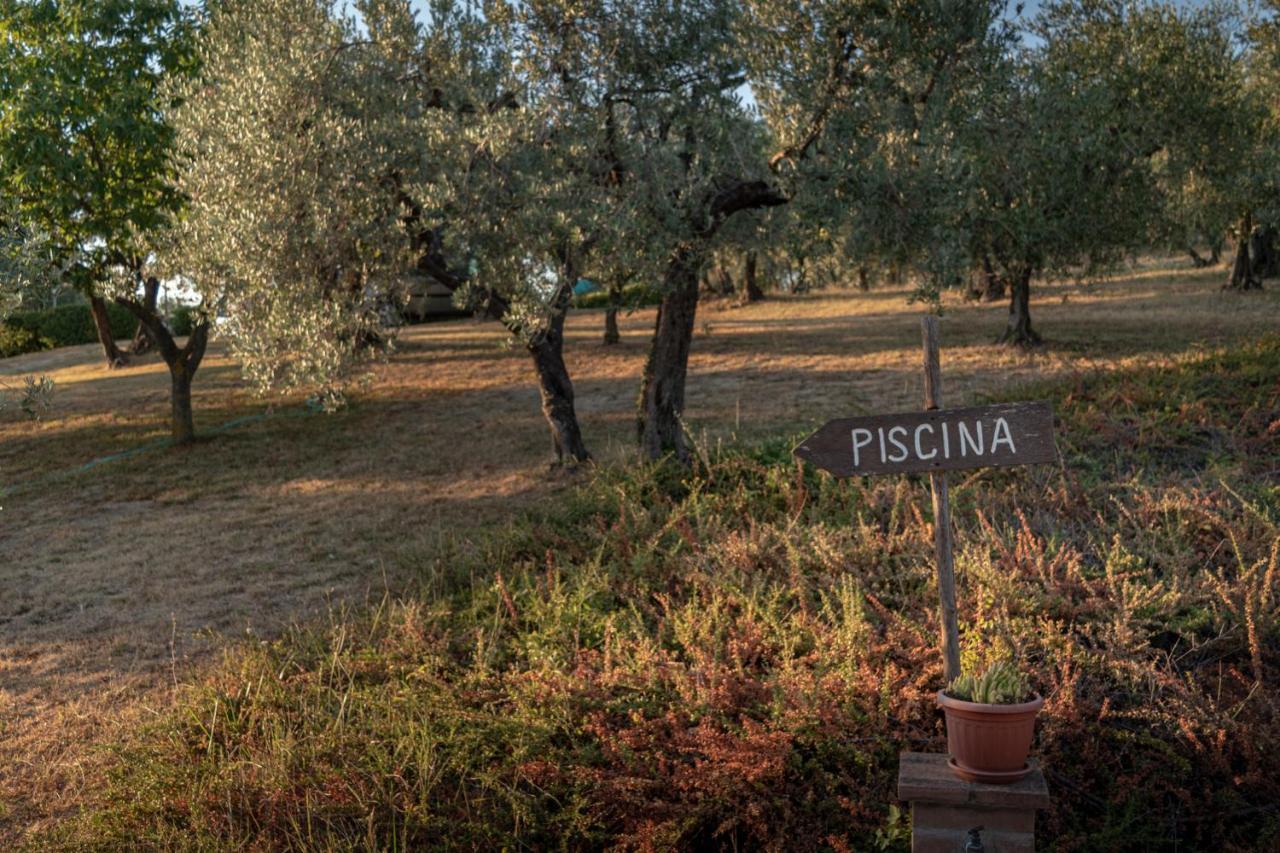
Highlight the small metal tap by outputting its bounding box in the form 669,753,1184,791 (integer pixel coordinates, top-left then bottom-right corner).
965,825,985,853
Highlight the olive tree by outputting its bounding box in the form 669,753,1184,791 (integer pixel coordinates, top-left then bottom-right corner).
938,0,1248,344
155,0,423,441
1221,0,1280,288
401,0,619,464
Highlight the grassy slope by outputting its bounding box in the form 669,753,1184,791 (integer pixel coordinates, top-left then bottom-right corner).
39,339,1280,851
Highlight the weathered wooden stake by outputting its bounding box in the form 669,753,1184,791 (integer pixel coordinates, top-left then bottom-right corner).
922,316,962,683
795,316,1055,683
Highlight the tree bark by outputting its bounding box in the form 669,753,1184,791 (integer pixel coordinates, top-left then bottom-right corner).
999,266,1041,346
638,250,700,461
603,282,621,345
525,265,590,465
717,266,736,297
89,294,127,368
856,265,870,292
1226,215,1262,291
742,250,763,303
118,297,209,445
634,178,785,463
169,361,196,445
129,276,161,355
979,254,1005,302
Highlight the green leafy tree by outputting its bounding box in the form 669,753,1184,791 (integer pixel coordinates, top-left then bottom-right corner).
0,0,196,366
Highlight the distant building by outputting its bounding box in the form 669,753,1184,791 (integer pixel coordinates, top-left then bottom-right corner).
402,273,469,322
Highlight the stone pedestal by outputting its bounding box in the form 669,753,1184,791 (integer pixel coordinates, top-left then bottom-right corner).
897,752,1050,853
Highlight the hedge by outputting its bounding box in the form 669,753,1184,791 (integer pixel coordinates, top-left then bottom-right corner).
1,303,139,358
576,282,664,310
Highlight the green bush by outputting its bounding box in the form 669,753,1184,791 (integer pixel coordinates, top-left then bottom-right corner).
3,302,138,350
169,305,194,336
0,324,54,358
576,282,664,310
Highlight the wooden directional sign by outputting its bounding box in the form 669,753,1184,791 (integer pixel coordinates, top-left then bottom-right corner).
794,401,1056,478
794,317,1058,683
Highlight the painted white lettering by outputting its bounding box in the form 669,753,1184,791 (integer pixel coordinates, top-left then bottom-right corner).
990,417,1016,454
942,421,951,458
958,420,984,456
878,427,887,463
887,426,909,462
914,424,937,460
851,428,874,468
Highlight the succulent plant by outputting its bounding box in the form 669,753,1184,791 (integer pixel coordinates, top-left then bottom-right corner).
946,659,1031,705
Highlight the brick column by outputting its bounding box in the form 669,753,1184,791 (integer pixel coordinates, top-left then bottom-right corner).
897,752,1051,853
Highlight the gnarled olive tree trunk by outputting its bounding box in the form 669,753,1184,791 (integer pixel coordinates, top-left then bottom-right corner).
1226,214,1263,291
525,270,590,465
637,248,701,461
635,179,786,462
999,266,1041,347
977,254,1005,302
1187,246,1214,268
411,225,592,466
603,282,621,345
856,265,871,292
1250,225,1277,280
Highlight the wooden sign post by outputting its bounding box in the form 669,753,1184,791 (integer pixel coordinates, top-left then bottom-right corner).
794,317,1057,682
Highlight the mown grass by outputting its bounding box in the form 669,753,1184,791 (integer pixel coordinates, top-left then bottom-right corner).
38,339,1280,851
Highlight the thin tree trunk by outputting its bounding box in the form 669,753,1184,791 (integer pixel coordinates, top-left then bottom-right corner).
887,262,902,286
980,254,1005,302
528,329,590,464
129,276,161,355
1226,214,1262,291
742,250,763,303
856,265,870,292
717,266,735,297
89,294,127,368
118,297,209,445
999,267,1040,346
603,282,621,345
526,268,590,465
638,250,700,461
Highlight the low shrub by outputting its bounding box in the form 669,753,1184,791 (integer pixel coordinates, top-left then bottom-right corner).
43,339,1280,851
0,324,53,358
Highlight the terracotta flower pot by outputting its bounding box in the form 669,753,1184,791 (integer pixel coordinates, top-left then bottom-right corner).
937,690,1044,784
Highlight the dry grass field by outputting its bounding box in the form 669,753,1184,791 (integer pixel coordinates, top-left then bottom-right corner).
1,261,1276,839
